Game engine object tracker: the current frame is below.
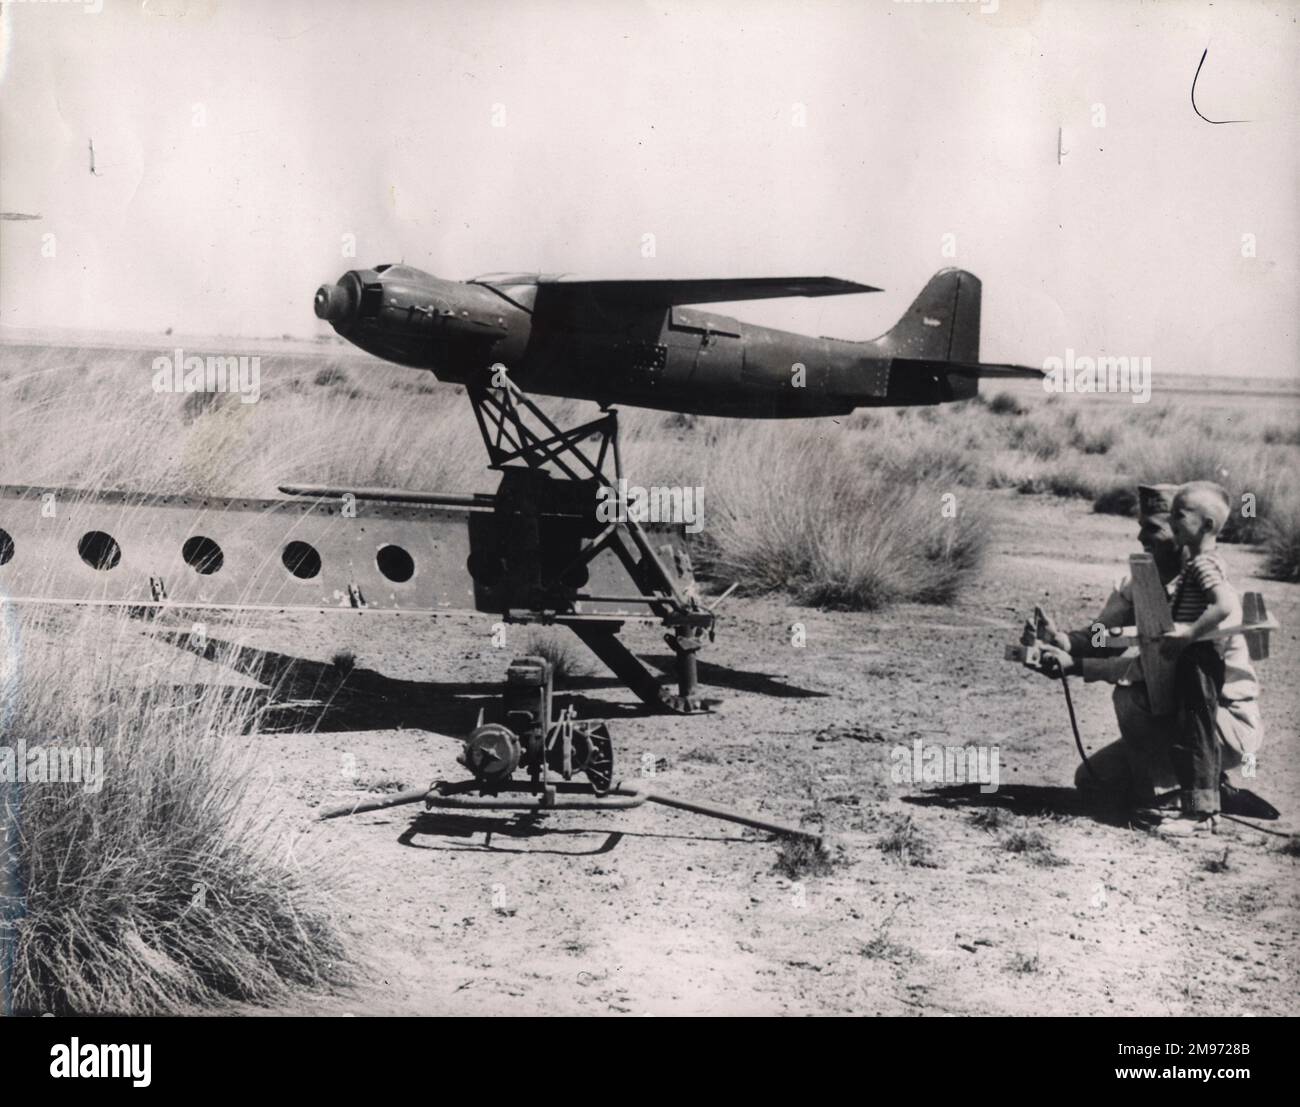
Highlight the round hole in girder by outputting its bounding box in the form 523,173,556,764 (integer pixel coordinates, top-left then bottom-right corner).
376,543,415,583
466,551,503,586
282,540,322,580
559,563,589,589
182,535,224,575
78,530,121,571
0,528,13,566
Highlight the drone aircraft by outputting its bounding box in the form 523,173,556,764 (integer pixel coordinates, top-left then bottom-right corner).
0,264,1043,834
313,266,1041,417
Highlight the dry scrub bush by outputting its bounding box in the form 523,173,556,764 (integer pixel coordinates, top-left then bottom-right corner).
520,629,592,685
689,424,987,609
1261,502,1300,583
0,607,351,1013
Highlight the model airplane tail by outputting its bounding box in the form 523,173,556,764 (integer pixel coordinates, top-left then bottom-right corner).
869,269,1042,404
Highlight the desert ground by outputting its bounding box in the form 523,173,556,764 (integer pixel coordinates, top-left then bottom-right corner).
2,336,1297,1016
210,495,1300,1016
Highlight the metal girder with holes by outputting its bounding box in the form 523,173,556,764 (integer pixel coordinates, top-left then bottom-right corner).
0,483,683,621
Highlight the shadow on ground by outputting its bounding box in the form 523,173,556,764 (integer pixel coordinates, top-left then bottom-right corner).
147,628,828,736
903,782,1138,830
395,810,753,853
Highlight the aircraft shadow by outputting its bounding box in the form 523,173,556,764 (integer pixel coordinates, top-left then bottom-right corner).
150,630,663,735
146,624,827,737
643,653,827,700
902,782,1137,830
395,810,755,853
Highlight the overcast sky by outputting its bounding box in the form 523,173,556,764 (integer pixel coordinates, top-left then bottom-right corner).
1,0,1296,377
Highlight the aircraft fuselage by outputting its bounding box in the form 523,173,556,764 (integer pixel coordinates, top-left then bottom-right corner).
314,264,986,417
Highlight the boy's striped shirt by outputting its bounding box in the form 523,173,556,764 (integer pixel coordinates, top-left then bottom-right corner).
1170,552,1231,624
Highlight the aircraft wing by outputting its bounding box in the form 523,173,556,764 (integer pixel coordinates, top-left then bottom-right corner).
533,276,879,314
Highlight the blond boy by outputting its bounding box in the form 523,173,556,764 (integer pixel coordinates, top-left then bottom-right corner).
1159,481,1239,831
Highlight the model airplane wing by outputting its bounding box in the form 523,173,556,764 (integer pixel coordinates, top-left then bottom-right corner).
533,276,879,313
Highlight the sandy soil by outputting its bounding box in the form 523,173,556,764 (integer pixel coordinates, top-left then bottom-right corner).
76,491,1299,1016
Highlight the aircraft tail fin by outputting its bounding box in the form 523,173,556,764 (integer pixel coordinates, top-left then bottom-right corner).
876,268,981,363
872,270,1040,403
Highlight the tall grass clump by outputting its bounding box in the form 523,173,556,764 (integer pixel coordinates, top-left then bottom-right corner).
1098,430,1292,543
1,608,351,1014
0,344,487,498
520,629,592,686
1261,503,1300,582
691,425,987,609
986,391,1028,416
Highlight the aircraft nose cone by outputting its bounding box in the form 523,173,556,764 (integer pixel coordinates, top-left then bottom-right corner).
314,282,352,322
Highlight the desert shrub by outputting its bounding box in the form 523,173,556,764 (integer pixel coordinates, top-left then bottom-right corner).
180,388,224,423
1005,418,1062,460
1261,503,1300,582
773,837,837,879
1107,433,1232,490
661,411,699,433
1093,484,1138,516
1,609,351,1014
1068,422,1116,456
1043,469,1104,499
1262,423,1300,447
843,406,989,486
1001,828,1067,867
987,391,1028,416
1,347,494,499
1008,952,1042,973
313,364,349,387
1010,459,1110,501
691,425,987,610
876,814,936,867
520,630,591,685
878,440,982,486
1087,424,1297,544
968,807,1011,832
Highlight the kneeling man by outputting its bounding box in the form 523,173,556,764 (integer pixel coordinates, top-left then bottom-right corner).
1030,484,1263,828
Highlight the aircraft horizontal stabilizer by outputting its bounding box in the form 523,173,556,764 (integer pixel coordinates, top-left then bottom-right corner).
940,361,1045,379
880,357,1043,404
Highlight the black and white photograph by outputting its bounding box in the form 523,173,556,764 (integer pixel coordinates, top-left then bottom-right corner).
0,0,1296,1052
